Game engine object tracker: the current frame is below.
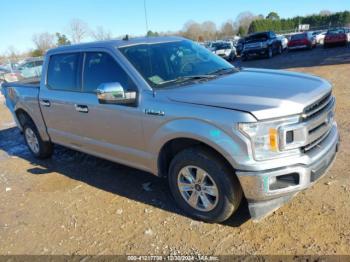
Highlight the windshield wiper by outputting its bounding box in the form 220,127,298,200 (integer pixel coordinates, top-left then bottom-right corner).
209,67,237,75
158,75,216,86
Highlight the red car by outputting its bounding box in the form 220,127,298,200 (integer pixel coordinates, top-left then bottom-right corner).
288,32,316,50
324,28,350,48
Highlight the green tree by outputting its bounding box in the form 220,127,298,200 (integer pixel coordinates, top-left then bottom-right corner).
31,49,43,57
146,30,159,37
266,12,280,20
56,33,71,46
238,26,246,36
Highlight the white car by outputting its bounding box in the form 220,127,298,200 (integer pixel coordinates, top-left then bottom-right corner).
17,59,43,79
315,32,327,44
277,35,288,50
209,41,237,61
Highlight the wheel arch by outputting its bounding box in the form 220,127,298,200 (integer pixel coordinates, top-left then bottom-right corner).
15,108,35,129
157,137,238,180
14,107,51,141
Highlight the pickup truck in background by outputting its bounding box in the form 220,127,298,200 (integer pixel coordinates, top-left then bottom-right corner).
242,31,283,60
1,37,339,222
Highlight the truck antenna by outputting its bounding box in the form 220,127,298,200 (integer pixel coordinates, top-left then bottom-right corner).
143,0,155,97
144,0,149,35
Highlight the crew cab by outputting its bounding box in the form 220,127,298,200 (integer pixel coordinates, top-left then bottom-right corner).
1,37,339,222
242,31,283,60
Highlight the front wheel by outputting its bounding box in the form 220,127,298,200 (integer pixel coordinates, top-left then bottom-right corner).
278,44,282,54
168,147,242,223
267,47,273,58
23,121,53,159
229,52,236,62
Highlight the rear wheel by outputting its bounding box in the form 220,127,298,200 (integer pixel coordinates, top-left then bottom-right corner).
168,147,242,223
23,120,53,159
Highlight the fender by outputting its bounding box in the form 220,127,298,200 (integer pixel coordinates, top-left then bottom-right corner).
147,118,252,174
5,86,51,142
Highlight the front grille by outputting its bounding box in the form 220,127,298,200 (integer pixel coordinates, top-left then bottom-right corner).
302,128,332,152
244,43,262,49
301,92,335,152
303,92,332,120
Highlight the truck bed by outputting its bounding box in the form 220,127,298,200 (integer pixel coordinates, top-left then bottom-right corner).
2,77,40,89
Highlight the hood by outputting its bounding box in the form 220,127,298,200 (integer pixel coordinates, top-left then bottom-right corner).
165,68,332,120
214,49,231,54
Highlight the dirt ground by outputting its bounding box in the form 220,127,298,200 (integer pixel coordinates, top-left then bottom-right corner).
0,46,349,256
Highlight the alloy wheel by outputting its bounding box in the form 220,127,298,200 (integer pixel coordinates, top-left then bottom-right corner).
177,165,219,212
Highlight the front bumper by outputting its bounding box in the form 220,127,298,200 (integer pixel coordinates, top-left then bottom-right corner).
325,40,347,45
242,48,268,56
236,123,339,202
288,45,308,50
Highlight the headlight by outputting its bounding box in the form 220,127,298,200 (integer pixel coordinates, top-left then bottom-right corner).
238,116,301,161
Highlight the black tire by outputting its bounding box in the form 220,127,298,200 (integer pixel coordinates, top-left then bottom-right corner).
168,147,242,223
267,47,273,59
23,120,53,159
229,53,236,62
278,44,282,54
241,54,248,61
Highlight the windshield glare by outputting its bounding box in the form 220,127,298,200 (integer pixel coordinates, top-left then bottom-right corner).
119,40,233,88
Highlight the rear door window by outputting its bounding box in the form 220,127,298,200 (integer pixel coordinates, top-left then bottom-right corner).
47,53,80,91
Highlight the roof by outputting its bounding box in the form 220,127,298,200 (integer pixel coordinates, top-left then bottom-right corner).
47,36,185,55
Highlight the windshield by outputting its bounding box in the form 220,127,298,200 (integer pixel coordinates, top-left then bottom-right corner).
245,33,268,42
119,40,234,89
211,42,230,49
291,33,307,40
327,29,345,34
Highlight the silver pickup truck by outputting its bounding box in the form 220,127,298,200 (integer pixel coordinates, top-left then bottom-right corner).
1,36,339,222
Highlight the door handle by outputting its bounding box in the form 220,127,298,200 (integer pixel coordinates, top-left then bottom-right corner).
75,104,89,113
40,100,51,107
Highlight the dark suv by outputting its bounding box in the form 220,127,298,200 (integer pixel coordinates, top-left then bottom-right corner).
242,31,282,60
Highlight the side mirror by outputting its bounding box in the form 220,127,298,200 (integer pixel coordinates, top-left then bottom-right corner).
96,82,137,105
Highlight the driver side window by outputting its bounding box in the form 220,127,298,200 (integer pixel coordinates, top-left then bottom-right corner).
82,52,136,93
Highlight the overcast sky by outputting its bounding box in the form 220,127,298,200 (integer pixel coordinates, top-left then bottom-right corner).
0,0,349,53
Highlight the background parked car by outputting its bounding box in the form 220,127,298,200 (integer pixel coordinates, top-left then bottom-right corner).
288,32,316,50
242,31,282,60
209,41,237,61
324,28,350,48
277,35,289,50
16,58,43,79
314,31,327,45
2,57,43,83
235,38,245,56
0,66,10,86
